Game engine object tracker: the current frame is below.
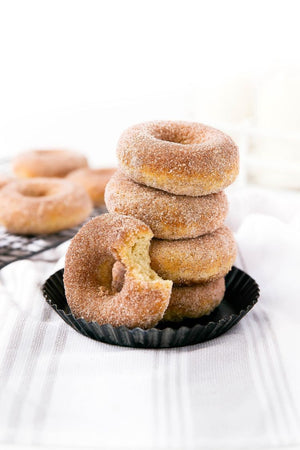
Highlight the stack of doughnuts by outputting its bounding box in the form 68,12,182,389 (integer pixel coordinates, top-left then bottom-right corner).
105,121,239,321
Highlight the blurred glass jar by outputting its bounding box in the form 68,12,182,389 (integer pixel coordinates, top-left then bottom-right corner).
194,75,254,126
250,71,300,189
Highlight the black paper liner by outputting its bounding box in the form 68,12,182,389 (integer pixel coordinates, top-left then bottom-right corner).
42,266,259,348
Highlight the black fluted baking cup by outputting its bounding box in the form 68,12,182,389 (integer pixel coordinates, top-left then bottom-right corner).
42,266,259,348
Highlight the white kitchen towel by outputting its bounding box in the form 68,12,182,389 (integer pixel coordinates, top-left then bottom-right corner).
0,187,300,450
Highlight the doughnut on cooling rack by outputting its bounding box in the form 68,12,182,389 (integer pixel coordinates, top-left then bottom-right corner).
0,159,106,269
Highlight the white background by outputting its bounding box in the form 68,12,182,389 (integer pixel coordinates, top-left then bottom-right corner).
0,0,300,168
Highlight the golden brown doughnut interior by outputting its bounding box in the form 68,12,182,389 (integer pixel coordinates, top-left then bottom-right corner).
16,179,63,198
118,235,162,286
97,235,165,294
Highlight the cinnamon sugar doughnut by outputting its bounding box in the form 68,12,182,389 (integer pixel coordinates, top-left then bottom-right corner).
68,167,116,206
0,178,92,234
112,262,225,321
117,121,239,196
149,226,236,284
163,278,225,322
13,150,88,178
64,214,172,329
105,171,228,239
0,175,13,225
0,174,13,189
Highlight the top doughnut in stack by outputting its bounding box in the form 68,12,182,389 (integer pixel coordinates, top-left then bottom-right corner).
105,121,239,321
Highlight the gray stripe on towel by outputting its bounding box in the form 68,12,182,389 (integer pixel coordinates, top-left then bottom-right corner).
0,316,26,396
5,307,51,443
31,323,68,445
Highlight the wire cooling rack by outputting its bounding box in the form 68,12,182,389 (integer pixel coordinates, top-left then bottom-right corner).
0,160,106,269
0,208,106,269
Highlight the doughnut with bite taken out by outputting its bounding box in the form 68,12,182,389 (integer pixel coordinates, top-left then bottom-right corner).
64,213,172,329
112,261,225,322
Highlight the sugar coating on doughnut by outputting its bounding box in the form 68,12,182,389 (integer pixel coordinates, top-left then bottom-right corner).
0,174,13,189
150,226,236,284
68,167,116,206
117,121,239,196
13,149,88,178
163,278,225,322
105,170,228,239
64,213,172,329
0,177,92,234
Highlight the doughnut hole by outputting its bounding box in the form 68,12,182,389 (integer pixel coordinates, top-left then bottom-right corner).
34,150,60,156
97,257,116,290
19,185,49,197
112,261,126,292
151,122,206,145
18,183,62,198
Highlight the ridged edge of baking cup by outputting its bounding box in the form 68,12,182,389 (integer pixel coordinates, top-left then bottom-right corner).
42,267,260,348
